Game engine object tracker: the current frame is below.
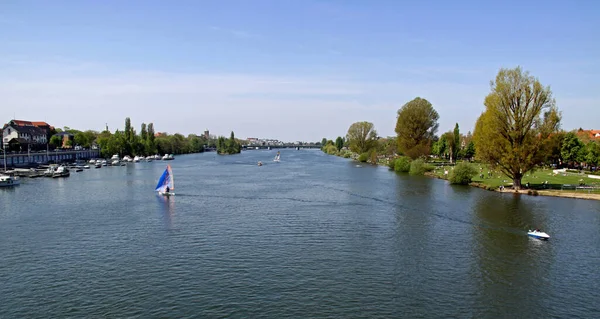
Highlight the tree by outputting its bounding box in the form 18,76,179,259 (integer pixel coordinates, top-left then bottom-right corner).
321,138,327,147
464,141,476,161
586,142,600,167
396,97,439,159
541,131,566,166
561,132,585,165
140,123,147,142
346,121,378,154
442,131,456,163
335,136,344,152
453,123,460,159
49,135,61,148
473,66,561,189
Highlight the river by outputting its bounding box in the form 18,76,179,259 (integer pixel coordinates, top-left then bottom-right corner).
1,150,599,318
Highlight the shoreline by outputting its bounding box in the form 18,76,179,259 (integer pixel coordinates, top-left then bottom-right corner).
422,171,600,201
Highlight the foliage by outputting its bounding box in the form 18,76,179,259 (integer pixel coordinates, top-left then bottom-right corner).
473,66,561,189
464,141,476,160
394,156,412,173
49,135,61,147
431,137,447,158
541,131,565,165
388,158,397,170
377,137,397,156
335,136,344,151
346,121,378,154
321,138,327,146
395,97,440,159
217,131,241,155
449,162,478,185
442,131,456,162
358,152,369,162
453,123,460,156
323,144,338,155
95,118,204,158
409,159,433,175
561,132,585,164
586,142,600,167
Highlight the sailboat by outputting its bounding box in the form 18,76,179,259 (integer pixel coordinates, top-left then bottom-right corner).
273,151,281,162
155,164,175,196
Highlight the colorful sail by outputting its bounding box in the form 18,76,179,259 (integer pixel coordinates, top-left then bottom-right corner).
155,165,174,192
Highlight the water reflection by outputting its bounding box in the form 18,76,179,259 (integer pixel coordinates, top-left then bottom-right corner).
156,194,175,229
472,193,554,317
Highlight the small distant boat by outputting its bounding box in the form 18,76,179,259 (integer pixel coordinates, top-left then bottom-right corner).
273,152,280,162
88,159,96,164
528,229,550,240
83,165,90,169
258,161,263,166
123,155,133,162
155,165,175,196
162,154,174,160
133,156,141,163
95,164,102,169
111,160,120,166
0,174,20,187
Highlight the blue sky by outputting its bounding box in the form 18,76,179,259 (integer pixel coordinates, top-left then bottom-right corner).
1,0,598,141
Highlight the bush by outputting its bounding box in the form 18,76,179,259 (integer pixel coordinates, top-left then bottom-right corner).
409,159,428,175
358,153,369,162
342,151,352,158
449,162,478,185
323,144,338,155
394,156,411,173
388,158,397,170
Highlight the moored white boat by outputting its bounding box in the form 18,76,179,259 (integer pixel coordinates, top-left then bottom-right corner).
528,229,550,240
0,174,20,187
52,166,70,178
133,156,141,162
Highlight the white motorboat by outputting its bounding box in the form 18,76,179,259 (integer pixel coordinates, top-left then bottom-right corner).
133,156,141,163
110,154,120,161
101,160,107,166
52,165,70,178
44,165,57,177
162,154,174,160
123,155,133,162
528,229,550,240
111,160,120,166
89,159,96,164
0,174,20,187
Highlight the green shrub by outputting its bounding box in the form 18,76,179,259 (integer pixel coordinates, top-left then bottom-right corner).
448,162,478,185
409,159,427,175
394,156,411,173
342,151,352,158
323,144,338,155
388,158,397,170
358,153,369,162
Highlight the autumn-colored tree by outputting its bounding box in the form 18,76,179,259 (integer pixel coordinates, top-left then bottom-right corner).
473,66,561,189
395,97,439,159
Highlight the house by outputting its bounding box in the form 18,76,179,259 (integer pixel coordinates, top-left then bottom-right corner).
2,120,49,151
576,129,600,142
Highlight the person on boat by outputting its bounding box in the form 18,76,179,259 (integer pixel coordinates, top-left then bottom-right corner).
166,186,170,193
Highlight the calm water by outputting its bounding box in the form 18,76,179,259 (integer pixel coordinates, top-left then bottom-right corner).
1,150,599,318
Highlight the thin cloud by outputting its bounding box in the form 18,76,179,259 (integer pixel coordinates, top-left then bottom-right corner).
208,25,262,39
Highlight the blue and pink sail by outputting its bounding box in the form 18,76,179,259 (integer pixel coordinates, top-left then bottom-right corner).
155,165,174,193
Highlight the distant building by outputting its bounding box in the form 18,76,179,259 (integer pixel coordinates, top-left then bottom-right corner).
2,120,49,151
54,132,75,148
204,129,210,140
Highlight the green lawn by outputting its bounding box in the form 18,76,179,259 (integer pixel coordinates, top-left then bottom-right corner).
431,162,600,192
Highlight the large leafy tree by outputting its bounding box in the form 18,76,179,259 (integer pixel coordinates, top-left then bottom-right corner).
561,132,585,165
442,131,456,163
473,66,561,189
395,97,439,159
346,121,378,154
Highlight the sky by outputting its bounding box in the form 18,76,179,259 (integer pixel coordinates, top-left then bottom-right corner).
1,0,598,142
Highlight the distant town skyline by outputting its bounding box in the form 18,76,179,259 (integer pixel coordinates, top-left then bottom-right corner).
1,0,598,141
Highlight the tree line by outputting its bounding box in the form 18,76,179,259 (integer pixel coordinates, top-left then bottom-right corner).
322,66,600,189
51,118,215,158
